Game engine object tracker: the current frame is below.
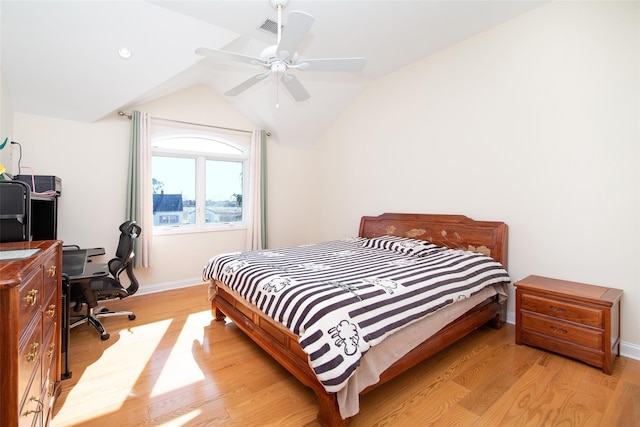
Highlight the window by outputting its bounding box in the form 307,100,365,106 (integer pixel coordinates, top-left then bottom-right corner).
151,132,249,233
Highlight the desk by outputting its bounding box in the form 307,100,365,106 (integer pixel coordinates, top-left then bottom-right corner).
61,247,106,378
62,248,107,279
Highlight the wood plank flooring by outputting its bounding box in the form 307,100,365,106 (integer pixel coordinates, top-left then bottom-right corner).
52,285,640,426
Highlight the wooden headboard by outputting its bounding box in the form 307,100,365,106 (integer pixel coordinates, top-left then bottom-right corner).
359,213,508,269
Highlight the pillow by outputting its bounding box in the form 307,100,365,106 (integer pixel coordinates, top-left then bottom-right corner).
361,235,440,256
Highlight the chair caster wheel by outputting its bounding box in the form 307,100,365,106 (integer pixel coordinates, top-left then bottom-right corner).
101,333,110,341
128,314,136,320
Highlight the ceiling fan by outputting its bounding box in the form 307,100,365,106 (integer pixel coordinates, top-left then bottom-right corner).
195,0,366,104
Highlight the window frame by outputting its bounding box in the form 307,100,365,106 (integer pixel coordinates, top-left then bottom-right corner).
151,130,250,236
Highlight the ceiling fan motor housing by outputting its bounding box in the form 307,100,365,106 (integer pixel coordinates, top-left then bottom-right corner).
261,45,298,64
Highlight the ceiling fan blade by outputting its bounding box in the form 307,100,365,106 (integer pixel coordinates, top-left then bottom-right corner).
225,72,271,96
276,11,315,61
297,57,366,72
195,47,262,65
280,74,310,102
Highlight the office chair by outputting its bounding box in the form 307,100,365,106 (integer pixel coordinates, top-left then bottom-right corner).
65,221,142,340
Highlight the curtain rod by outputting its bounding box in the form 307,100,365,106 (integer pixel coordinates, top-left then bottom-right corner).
117,111,269,136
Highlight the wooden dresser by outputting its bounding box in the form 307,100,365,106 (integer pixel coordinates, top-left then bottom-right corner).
0,240,62,427
515,275,623,374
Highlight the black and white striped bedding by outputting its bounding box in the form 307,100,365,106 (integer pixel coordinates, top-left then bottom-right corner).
203,237,510,393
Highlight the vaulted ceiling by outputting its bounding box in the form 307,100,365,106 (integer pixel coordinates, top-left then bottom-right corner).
1,1,543,146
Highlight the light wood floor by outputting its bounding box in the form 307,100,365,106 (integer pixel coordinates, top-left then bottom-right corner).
52,285,640,427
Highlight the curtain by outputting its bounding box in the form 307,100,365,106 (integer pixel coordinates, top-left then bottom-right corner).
246,130,268,250
126,110,153,268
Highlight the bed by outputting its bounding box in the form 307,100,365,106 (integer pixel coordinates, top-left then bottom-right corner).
203,213,509,426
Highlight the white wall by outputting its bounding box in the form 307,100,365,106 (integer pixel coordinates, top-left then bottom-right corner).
306,2,640,353
0,67,14,167
10,85,315,292
264,140,318,248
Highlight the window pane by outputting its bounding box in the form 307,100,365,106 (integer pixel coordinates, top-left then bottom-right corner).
206,160,243,223
152,157,196,226
153,136,243,155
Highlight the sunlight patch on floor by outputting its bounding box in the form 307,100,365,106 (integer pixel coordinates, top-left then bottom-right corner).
156,409,203,427
55,319,172,424
149,311,210,398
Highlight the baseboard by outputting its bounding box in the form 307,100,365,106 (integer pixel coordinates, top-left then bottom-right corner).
618,340,640,360
505,310,640,362
506,309,516,326
134,277,204,296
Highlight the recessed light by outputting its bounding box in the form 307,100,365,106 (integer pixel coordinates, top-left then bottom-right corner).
118,47,132,59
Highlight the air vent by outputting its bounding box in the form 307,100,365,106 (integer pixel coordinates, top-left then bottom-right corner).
259,18,282,35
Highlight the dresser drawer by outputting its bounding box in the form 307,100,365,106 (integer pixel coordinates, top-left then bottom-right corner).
18,316,43,409
18,269,43,334
19,365,43,427
521,293,602,328
521,311,603,350
42,322,58,424
42,288,58,339
42,252,58,285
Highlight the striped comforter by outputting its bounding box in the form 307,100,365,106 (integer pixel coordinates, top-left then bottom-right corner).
203,237,510,393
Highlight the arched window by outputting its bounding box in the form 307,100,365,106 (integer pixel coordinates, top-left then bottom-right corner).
151,131,249,233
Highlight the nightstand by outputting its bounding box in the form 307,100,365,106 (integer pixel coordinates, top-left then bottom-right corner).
515,275,623,374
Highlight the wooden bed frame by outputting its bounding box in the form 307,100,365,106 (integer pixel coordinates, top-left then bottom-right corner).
209,213,508,426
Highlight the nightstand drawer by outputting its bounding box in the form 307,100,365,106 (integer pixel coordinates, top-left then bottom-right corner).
521,311,603,349
515,275,623,374
521,293,602,328
520,330,604,369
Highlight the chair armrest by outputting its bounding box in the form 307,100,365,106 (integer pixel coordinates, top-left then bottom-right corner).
83,261,109,277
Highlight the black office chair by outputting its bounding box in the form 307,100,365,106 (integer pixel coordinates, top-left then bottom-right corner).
65,221,142,340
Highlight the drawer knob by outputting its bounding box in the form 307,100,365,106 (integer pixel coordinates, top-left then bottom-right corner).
550,325,568,335
47,343,56,358
47,382,56,397
48,265,57,277
25,342,40,362
549,305,566,313
46,304,56,317
24,289,38,306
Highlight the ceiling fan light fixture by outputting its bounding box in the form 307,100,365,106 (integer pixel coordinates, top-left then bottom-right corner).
271,62,286,75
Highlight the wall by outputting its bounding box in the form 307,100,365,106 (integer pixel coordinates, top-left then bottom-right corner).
10,85,314,293
307,2,640,354
0,68,14,167
264,140,318,249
